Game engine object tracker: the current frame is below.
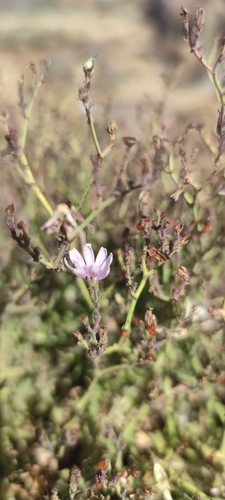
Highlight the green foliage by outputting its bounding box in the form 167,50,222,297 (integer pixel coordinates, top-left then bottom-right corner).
1,4,225,500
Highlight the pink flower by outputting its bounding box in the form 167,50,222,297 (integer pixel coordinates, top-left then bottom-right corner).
64,243,113,281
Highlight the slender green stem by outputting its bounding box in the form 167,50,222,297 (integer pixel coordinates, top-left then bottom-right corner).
168,154,178,185
55,242,68,266
76,278,92,309
171,474,208,499
122,255,163,333
17,151,53,216
75,181,93,211
20,79,43,149
212,72,223,103
88,112,102,157
16,69,54,216
68,194,118,241
11,284,30,302
197,161,225,192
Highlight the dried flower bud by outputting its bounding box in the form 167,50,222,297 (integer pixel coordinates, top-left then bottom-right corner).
125,247,135,259
130,465,140,478
179,232,189,246
164,219,171,228
195,6,205,30
5,130,19,155
95,458,110,489
97,458,111,469
82,315,89,327
203,217,211,233
96,326,108,345
84,57,96,71
180,6,190,37
143,485,152,495
145,353,155,361
179,146,186,159
137,218,151,231
17,220,28,234
177,266,189,282
109,470,120,486
147,246,167,262
33,247,42,260
17,220,30,246
173,224,181,233
78,86,88,101
87,349,97,360
145,308,157,337
152,135,161,149
83,56,97,80
107,121,117,135
5,203,14,215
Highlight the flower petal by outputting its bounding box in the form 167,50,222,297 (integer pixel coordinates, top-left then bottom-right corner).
97,253,113,279
69,248,85,267
64,258,86,278
72,268,88,279
83,244,95,265
97,266,111,280
95,247,108,266
89,264,101,279
102,252,113,268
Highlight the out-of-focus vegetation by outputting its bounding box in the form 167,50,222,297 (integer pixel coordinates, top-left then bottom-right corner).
1,1,225,499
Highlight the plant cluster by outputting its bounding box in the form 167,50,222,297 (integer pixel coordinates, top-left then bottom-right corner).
1,5,225,500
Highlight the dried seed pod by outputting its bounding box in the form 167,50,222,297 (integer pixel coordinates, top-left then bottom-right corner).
147,246,167,262
123,136,137,148
177,265,189,282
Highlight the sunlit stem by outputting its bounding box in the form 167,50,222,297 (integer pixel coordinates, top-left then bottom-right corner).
87,111,102,158
17,150,53,216
122,254,163,334
68,194,118,241
55,242,68,266
20,79,43,149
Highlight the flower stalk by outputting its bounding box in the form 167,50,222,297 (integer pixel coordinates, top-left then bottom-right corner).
122,252,163,335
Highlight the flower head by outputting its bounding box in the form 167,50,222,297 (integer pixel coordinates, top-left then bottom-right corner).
64,243,113,281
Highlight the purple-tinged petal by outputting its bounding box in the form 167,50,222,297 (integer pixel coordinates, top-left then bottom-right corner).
72,268,88,279
97,266,111,280
64,258,75,273
97,253,113,279
64,258,86,279
100,252,113,269
69,248,85,267
65,245,112,281
83,244,95,265
95,247,108,266
89,264,101,279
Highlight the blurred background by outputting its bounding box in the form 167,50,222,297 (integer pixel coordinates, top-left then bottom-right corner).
1,0,225,236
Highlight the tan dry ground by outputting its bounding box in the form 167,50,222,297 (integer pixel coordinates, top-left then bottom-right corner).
0,0,224,120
